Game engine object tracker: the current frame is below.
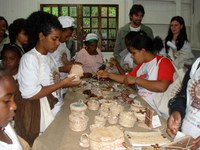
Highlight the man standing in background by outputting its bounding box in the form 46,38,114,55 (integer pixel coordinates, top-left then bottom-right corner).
114,4,154,62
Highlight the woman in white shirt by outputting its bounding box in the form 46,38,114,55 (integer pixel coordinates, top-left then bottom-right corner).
15,11,80,146
160,16,194,69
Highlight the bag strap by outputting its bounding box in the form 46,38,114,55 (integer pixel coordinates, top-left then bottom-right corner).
157,57,184,81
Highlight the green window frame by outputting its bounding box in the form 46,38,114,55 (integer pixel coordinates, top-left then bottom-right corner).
41,4,119,52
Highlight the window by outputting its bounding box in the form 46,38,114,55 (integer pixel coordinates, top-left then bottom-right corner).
41,4,119,52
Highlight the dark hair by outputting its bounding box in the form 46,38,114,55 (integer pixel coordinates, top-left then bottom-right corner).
8,18,27,43
25,11,62,51
165,16,188,53
0,16,8,29
130,34,163,54
0,16,9,38
0,67,15,87
125,31,147,47
129,4,145,20
1,44,22,59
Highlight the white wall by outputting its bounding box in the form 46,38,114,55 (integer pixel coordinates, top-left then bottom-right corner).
193,0,200,49
0,0,38,25
0,0,132,29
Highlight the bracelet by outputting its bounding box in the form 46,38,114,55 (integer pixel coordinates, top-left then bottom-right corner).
134,77,139,84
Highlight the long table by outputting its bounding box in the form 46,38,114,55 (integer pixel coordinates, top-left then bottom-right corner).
32,79,170,150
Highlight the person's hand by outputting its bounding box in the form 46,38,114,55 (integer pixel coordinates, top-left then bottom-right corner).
166,111,182,138
61,76,81,87
125,75,135,85
63,64,73,73
96,70,109,78
110,57,119,66
190,136,200,150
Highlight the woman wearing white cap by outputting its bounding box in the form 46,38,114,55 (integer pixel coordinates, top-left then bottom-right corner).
75,33,104,77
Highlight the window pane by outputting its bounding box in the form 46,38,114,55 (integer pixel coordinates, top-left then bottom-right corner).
43,7,51,14
108,40,115,51
109,7,116,17
109,18,116,28
83,18,90,28
52,7,58,16
83,29,90,34
102,40,107,51
102,29,107,39
101,18,107,28
70,7,77,16
83,6,90,17
61,6,68,16
101,7,107,17
92,29,98,34
91,7,98,17
92,18,98,28
109,29,116,39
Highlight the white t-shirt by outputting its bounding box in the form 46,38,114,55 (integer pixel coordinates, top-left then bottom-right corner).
129,25,141,32
135,57,159,112
160,40,191,61
17,48,60,99
181,57,200,139
0,124,22,150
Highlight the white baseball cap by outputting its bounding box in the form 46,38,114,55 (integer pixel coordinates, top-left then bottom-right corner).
85,33,98,42
58,16,75,28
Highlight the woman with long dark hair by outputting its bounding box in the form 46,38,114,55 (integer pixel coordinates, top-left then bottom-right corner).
160,16,194,68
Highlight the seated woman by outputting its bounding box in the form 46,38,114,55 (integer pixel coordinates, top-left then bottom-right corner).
14,11,80,146
1,44,22,80
97,34,174,115
8,18,28,55
159,16,194,69
75,33,104,77
0,68,22,149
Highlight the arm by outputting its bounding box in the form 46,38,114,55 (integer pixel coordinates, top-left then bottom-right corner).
59,64,72,73
190,137,200,150
126,57,174,92
30,76,80,100
127,76,171,92
110,58,126,75
18,54,80,100
166,68,190,137
97,70,128,83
